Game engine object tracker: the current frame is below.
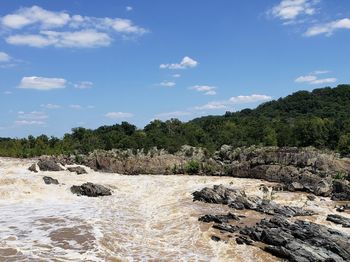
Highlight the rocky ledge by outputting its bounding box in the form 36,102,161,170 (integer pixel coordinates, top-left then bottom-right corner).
70,182,112,197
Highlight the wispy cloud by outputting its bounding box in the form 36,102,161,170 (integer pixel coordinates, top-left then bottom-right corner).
160,56,198,70
74,81,93,89
126,6,133,12
194,94,272,110
269,0,318,21
105,112,133,119
155,111,193,120
14,111,47,125
0,51,11,62
1,5,148,48
295,71,337,84
305,18,350,36
41,103,61,109
18,76,66,90
190,85,217,95
160,81,176,87
172,74,181,78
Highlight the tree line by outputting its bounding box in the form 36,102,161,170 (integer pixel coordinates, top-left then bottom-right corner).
1,85,350,158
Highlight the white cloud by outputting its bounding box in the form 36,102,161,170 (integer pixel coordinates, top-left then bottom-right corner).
172,74,181,78
14,120,45,125
195,94,272,110
3,91,12,95
105,112,133,119
126,6,133,12
295,73,337,84
270,0,318,21
1,5,147,48
155,111,192,120
18,76,66,90
0,52,11,62
190,85,217,95
17,111,48,120
160,81,176,87
74,81,93,89
305,18,350,36
41,103,61,109
160,56,198,69
70,104,82,110
69,104,95,110
312,70,330,75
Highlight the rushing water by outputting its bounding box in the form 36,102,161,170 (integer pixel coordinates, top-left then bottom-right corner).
0,158,349,262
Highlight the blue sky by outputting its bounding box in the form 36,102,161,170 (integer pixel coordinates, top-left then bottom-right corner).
0,0,349,138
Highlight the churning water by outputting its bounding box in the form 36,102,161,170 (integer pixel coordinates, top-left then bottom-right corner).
0,158,349,261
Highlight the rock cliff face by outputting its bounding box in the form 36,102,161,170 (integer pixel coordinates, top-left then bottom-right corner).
41,145,350,199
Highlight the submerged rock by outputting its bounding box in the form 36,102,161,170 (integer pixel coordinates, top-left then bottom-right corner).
70,182,112,197
67,166,87,175
336,204,350,212
28,163,38,173
239,215,350,261
37,159,63,171
42,176,59,185
326,214,350,227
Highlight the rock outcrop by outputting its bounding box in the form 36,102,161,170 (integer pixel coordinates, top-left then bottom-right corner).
67,166,87,175
42,176,59,185
193,185,315,217
326,214,350,227
28,163,38,173
37,158,63,171
70,182,112,197
239,216,350,261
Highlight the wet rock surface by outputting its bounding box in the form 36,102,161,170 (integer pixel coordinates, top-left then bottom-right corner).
28,163,38,173
42,176,59,185
336,203,350,212
239,216,350,262
70,182,112,197
198,213,240,224
326,214,350,227
193,185,315,217
37,159,63,172
67,166,87,175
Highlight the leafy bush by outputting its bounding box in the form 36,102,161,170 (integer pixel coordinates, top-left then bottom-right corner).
185,160,200,175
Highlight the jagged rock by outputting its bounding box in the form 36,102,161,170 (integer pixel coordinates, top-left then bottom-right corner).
239,215,350,261
43,176,59,185
28,163,38,173
198,213,239,224
336,204,350,212
193,185,315,217
37,159,63,171
70,182,112,197
331,180,350,201
326,214,350,227
307,195,316,201
211,235,221,242
212,223,239,233
287,182,304,191
67,166,87,175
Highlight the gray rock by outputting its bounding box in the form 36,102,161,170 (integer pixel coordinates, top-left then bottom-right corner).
37,159,63,171
70,182,112,197
67,166,87,175
28,163,38,173
43,176,59,185
326,214,350,227
198,213,239,224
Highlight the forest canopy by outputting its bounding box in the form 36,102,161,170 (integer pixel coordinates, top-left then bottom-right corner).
1,85,350,157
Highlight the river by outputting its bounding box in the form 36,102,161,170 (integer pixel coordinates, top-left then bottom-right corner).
0,158,349,261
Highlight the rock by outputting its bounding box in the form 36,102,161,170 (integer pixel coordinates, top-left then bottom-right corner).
331,180,350,201
239,216,350,261
211,235,221,242
307,195,316,201
43,176,59,185
326,214,350,227
28,163,38,173
336,204,350,212
193,185,315,217
37,159,63,171
70,182,112,197
288,182,304,191
212,224,239,233
67,166,87,175
198,213,239,224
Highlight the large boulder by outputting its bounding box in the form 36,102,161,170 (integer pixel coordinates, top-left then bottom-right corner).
28,163,38,173
331,180,350,200
70,182,112,197
327,214,350,227
37,159,63,171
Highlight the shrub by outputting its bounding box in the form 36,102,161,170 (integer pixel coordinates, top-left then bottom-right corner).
185,160,200,175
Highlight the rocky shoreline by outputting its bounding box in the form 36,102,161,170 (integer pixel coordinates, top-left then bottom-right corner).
27,145,350,261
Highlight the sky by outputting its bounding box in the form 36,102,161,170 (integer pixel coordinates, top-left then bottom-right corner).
0,0,349,138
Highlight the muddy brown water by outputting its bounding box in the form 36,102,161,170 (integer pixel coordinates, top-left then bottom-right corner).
0,158,349,261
